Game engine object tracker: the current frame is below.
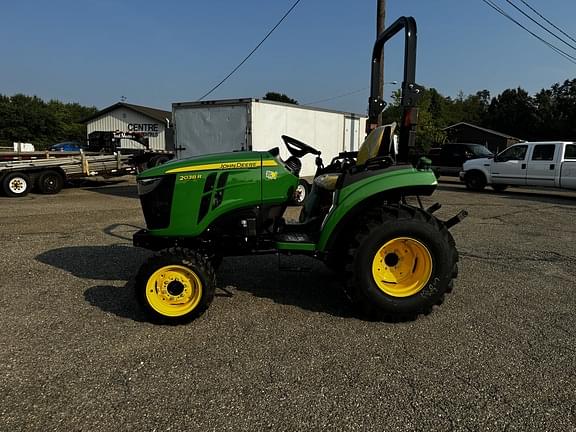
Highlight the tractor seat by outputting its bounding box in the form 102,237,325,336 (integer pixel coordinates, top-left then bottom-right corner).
313,123,397,192
356,122,397,166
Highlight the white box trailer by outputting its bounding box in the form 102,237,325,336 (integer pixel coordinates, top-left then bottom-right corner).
172,99,367,177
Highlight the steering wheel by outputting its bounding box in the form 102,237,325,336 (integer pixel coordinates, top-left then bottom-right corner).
281,135,321,158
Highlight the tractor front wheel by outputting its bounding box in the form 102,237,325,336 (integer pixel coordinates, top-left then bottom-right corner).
135,248,216,324
346,205,458,321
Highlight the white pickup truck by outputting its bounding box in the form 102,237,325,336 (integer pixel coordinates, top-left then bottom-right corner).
460,141,576,192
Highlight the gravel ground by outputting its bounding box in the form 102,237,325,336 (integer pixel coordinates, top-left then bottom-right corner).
0,178,575,432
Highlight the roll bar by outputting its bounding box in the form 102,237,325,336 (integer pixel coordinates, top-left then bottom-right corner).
367,16,424,162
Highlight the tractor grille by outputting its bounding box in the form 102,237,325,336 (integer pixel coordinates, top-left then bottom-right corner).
138,175,176,230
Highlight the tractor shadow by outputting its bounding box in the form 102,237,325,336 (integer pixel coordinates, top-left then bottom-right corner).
218,255,355,319
36,244,151,322
82,184,139,199
36,243,355,321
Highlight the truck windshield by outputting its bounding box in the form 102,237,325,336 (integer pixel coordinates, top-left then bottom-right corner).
469,145,493,157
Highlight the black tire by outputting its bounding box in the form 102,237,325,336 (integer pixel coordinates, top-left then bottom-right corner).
152,155,171,167
345,204,458,321
465,171,486,191
147,155,171,169
147,156,160,169
293,179,310,206
135,247,216,324
37,170,64,194
2,172,31,197
492,184,508,192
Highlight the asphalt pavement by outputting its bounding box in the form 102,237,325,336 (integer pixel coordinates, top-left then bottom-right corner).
0,178,574,431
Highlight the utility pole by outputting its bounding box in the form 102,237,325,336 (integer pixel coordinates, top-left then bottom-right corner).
377,0,386,124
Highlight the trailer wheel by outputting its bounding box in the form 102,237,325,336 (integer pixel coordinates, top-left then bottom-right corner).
345,204,458,321
147,155,171,169
37,170,64,194
2,172,31,197
135,248,216,324
293,179,310,205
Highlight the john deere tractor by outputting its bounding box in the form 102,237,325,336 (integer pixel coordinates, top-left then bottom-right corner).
132,17,466,324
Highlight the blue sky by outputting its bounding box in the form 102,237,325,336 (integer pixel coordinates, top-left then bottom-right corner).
1,0,575,114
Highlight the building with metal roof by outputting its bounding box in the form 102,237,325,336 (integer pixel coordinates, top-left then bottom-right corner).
83,102,171,150
443,122,522,153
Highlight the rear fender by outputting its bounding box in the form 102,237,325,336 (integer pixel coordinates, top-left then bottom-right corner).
317,168,437,252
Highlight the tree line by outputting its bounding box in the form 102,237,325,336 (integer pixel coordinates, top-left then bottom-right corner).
1,79,575,151
0,94,97,149
382,78,576,150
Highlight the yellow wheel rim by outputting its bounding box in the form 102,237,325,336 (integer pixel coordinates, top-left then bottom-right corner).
371,237,433,297
145,265,203,317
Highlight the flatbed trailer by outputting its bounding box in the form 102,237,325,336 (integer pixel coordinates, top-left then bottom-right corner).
0,151,138,197
0,131,174,197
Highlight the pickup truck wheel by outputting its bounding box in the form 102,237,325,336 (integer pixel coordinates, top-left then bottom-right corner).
135,248,216,324
2,172,31,197
293,179,310,206
492,184,508,192
37,170,64,194
465,171,486,191
345,205,458,321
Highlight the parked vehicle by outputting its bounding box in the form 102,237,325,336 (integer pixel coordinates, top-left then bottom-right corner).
428,143,493,177
131,16,467,324
460,141,576,191
49,141,82,152
172,99,367,178
0,132,173,197
0,152,135,197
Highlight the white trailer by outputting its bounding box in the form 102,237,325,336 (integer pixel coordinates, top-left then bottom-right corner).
172,99,367,177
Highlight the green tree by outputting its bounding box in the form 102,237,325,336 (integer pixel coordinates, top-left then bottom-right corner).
484,88,536,140
263,92,299,105
0,94,97,149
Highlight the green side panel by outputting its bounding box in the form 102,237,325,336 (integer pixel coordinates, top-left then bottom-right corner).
316,168,437,251
138,151,267,179
261,163,299,206
276,242,316,252
143,151,295,237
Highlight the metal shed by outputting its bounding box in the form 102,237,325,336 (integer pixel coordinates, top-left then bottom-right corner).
83,102,171,150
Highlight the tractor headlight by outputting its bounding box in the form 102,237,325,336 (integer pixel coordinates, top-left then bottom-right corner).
137,177,163,195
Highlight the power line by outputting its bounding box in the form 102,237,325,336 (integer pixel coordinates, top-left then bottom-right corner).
518,0,576,45
504,0,576,51
197,0,303,101
480,0,576,65
304,87,369,105
304,82,398,106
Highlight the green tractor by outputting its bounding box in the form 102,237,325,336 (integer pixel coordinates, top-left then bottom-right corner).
132,17,466,324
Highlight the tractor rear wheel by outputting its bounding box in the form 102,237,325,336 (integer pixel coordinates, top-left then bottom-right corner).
135,248,216,324
345,204,458,321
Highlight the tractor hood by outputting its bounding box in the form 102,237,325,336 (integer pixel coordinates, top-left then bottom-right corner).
139,151,275,178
